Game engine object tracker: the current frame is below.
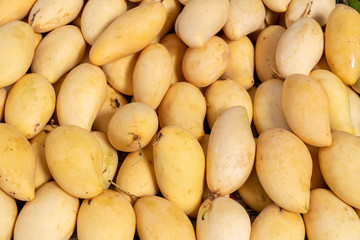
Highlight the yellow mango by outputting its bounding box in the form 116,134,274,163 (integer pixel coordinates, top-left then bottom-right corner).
57,63,107,131
196,197,251,240
282,74,331,147
0,88,7,121
0,20,36,88
77,189,136,240
134,195,196,240
262,0,291,12
207,106,255,196
347,86,360,136
303,188,360,240
90,1,166,65
0,188,17,240
4,73,56,139
0,123,35,201
45,125,103,198
13,181,79,240
0,0,36,26
256,128,312,213
325,4,360,85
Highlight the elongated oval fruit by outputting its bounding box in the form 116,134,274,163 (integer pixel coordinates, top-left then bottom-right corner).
0,0,36,26
250,203,305,240
262,0,291,12
134,196,196,240
256,128,312,213
319,131,360,209
14,181,79,240
4,73,55,139
276,17,323,78
57,63,107,131
0,188,17,240
282,74,332,147
325,4,360,85
0,123,35,201
196,197,251,240
153,126,205,217
90,1,166,65
31,25,86,84
207,106,255,196
303,188,360,240
45,125,103,198
175,0,230,48
77,189,136,240
0,20,36,88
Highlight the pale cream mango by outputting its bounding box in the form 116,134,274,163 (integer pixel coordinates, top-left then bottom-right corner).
182,36,230,88
81,0,127,45
306,144,327,190
0,123,35,201
134,196,196,240
282,74,332,147
14,181,79,240
133,43,173,109
310,69,354,134
0,188,17,240
57,63,107,131
28,0,83,33
262,0,291,12
207,106,255,196
0,0,36,26
45,125,103,198
158,82,206,140
250,203,305,240
153,126,205,217
77,189,136,240
205,79,252,129
0,88,6,121
31,25,86,84
196,197,251,240
90,1,166,65
303,188,360,240
256,128,312,213
347,86,360,136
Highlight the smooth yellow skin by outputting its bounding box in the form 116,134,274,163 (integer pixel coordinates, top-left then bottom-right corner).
325,4,360,85
134,196,196,240
90,1,166,65
158,82,206,140
31,25,86,84
224,0,265,40
250,203,305,240
205,79,252,129
45,125,103,199
196,197,251,240
175,0,230,48
107,102,158,152
223,35,255,89
116,144,159,198
0,88,7,121
153,126,205,217
160,33,187,84
207,106,255,196
276,17,323,79
57,63,107,131
253,79,290,134
28,0,83,33
0,123,35,201
256,128,312,213
0,20,36,88
255,25,286,82
81,0,127,45
5,73,55,139
319,131,360,209
347,86,360,136
182,36,231,88
0,0,36,26
77,190,136,240
238,166,273,213
282,74,332,147
14,181,79,240
91,131,118,190
0,188,17,240
102,52,138,96
306,144,327,190
133,43,173,109
303,188,360,240
262,0,291,12
92,84,128,134
30,125,56,190
310,69,354,134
